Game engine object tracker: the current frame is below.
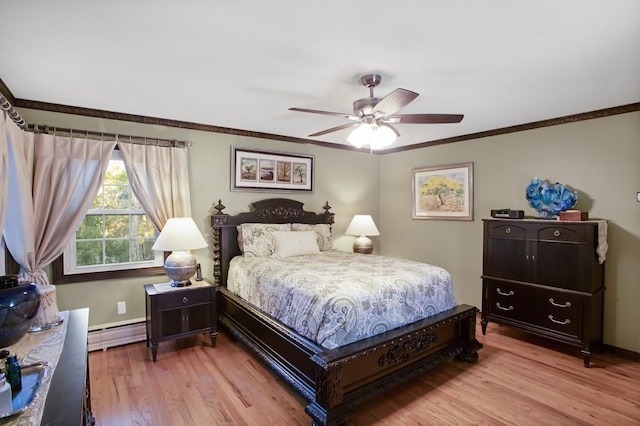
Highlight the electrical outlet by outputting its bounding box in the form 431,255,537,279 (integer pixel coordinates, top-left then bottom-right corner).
117,301,126,315
637,192,640,202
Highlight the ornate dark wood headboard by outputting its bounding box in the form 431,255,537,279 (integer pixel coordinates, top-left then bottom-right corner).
210,198,334,286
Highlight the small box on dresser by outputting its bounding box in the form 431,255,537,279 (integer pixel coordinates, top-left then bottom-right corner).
481,218,606,367
559,210,589,221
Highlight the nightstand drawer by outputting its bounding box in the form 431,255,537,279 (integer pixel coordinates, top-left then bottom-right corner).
159,287,211,310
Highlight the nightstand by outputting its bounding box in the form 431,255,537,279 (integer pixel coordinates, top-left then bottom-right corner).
144,280,217,361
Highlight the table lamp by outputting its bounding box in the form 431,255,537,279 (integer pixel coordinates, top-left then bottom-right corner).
152,217,208,286
345,215,380,254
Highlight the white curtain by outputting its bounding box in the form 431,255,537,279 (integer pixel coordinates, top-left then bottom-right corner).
0,112,9,235
117,141,191,231
3,130,116,284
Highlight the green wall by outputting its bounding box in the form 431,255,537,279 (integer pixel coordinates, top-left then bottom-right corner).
17,108,640,353
379,111,640,353
18,108,380,327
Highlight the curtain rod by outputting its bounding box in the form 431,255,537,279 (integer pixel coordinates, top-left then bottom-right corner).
0,94,27,129
25,124,192,148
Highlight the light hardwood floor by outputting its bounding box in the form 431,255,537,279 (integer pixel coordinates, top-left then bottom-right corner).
89,319,640,425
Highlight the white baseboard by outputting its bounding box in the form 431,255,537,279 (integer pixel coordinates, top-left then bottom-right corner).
88,318,146,352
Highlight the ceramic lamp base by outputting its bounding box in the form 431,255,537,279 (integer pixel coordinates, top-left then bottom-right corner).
353,236,374,254
164,250,197,287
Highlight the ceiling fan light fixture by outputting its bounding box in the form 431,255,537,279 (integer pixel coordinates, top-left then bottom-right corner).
347,123,373,148
370,125,396,149
348,123,396,150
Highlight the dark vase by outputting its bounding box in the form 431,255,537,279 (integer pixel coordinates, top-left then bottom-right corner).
0,276,40,348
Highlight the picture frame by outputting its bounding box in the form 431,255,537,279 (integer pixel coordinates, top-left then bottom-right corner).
231,147,314,192
412,162,474,220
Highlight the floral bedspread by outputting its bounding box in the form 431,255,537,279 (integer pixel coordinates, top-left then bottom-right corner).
228,251,457,349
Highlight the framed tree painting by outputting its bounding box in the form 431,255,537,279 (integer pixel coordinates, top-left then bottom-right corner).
412,162,473,220
231,147,314,192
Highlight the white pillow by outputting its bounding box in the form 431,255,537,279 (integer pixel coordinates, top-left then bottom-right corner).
291,223,332,251
272,231,320,258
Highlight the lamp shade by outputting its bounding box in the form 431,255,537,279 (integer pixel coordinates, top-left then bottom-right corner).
152,217,207,251
345,215,380,237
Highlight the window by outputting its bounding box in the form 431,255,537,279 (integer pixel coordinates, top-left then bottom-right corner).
53,150,164,283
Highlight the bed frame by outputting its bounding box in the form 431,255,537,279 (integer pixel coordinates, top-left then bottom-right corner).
211,198,482,425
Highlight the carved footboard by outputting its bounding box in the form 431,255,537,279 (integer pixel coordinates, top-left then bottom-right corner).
307,304,481,425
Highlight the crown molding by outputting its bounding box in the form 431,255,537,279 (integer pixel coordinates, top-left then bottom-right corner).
11,96,640,155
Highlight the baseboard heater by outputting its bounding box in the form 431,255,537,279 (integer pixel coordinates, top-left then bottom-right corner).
88,318,146,352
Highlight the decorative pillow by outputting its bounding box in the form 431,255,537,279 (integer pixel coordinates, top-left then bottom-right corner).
236,225,245,253
272,231,320,258
240,223,291,257
291,223,332,251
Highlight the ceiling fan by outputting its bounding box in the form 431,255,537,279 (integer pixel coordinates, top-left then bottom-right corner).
289,73,464,149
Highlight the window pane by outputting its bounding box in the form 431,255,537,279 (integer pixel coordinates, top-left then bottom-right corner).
77,215,104,239
103,184,130,209
105,239,130,264
105,215,128,238
132,215,155,237
131,194,142,210
76,240,104,266
103,160,127,185
131,237,156,262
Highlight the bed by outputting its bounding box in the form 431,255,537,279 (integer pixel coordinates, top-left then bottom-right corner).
210,198,482,425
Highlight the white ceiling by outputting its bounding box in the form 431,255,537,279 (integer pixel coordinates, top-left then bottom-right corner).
1,1,639,149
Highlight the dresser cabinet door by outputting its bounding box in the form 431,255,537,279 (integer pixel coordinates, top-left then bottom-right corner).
531,224,589,291
484,223,528,281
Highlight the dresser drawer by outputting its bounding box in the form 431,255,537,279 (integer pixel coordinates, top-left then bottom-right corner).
487,222,526,239
536,225,586,243
159,287,211,310
485,281,582,338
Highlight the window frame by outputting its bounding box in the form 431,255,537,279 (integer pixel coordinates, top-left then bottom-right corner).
52,150,166,284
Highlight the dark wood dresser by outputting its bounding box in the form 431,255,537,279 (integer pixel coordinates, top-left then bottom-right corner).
481,219,606,367
145,281,217,361
41,307,93,425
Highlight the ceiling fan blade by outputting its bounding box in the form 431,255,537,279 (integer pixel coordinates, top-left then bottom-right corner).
289,107,359,121
372,88,419,116
385,113,464,124
308,122,359,137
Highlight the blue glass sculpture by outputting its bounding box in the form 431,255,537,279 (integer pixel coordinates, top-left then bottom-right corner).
526,177,578,218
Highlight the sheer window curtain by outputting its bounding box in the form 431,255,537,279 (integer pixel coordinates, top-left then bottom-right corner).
0,112,9,238
3,125,115,311
117,141,192,231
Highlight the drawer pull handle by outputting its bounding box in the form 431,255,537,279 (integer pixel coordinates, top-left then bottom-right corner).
182,297,188,303
553,230,561,237
496,302,514,311
496,288,514,296
549,298,571,308
505,228,511,234
548,315,570,325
